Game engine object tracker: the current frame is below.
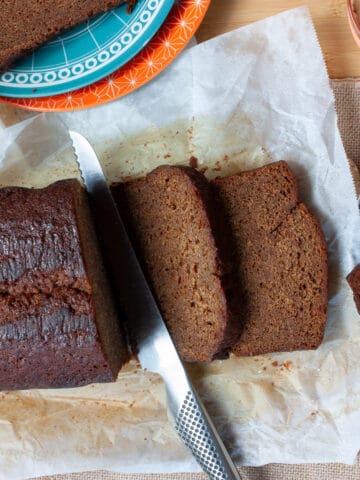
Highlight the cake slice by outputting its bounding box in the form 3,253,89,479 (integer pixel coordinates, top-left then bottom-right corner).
347,265,360,313
0,0,136,71
112,166,241,363
212,161,328,356
0,179,128,390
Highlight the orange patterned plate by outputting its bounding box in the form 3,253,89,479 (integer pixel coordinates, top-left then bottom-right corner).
0,0,211,112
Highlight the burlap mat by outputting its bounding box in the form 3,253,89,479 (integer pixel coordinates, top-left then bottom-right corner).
34,458,360,480
332,79,360,172
31,79,360,480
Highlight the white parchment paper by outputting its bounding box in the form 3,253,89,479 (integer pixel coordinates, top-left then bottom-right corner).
0,6,360,479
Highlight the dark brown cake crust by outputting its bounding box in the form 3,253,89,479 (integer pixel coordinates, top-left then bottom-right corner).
347,264,360,313
212,161,328,356
0,0,137,71
0,179,127,390
0,181,90,291
113,166,242,363
0,295,113,389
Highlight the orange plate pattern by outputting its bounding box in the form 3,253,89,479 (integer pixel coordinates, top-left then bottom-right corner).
0,0,211,112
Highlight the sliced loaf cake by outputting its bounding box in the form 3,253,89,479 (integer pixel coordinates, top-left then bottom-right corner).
0,0,136,71
0,179,128,389
347,265,360,314
212,161,328,356
113,166,241,363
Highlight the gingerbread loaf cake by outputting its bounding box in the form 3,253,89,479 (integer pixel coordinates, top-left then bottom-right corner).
212,161,328,356
0,179,128,390
113,166,241,363
0,0,136,71
347,264,360,313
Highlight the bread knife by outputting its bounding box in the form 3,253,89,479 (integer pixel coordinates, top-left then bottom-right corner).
69,130,242,480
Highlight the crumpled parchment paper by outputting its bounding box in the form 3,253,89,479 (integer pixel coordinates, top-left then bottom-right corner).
0,6,359,479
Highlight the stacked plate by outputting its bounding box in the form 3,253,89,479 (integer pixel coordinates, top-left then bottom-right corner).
0,0,210,112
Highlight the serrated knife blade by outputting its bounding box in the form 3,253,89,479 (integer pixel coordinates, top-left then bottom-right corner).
69,130,242,480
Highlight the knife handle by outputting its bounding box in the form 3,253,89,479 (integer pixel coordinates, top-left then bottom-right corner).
174,390,243,480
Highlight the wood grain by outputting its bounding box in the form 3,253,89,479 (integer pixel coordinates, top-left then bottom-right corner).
196,0,360,78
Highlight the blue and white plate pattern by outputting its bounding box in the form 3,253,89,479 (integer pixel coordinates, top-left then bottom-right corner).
0,0,174,98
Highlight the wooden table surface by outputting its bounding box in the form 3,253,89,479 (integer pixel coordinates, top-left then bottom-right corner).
196,0,360,78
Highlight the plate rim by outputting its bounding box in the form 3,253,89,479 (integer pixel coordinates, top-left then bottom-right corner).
0,0,175,99
0,0,211,112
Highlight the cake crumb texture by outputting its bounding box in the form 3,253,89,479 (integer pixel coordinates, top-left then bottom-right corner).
113,166,242,363
212,161,328,356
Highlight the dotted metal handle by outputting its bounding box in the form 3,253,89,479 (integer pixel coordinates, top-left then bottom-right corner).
175,391,242,480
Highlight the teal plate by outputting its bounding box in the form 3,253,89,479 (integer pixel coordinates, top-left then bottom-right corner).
0,0,174,98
